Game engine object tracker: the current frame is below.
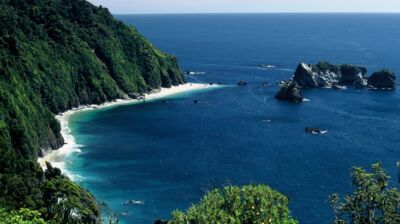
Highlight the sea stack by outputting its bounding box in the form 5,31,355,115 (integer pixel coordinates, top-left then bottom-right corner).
275,81,304,103
368,69,396,89
293,62,367,88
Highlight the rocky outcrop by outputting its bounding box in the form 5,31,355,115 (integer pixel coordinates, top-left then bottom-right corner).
293,62,367,88
275,81,303,103
340,64,367,83
368,69,396,89
275,62,396,104
293,62,341,87
305,127,327,134
40,128,65,157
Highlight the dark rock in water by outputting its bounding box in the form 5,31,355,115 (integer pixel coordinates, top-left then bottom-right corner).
154,220,169,224
122,200,144,205
194,100,198,104
162,100,167,104
305,127,323,134
293,62,367,88
237,80,247,86
275,81,303,103
340,64,367,83
368,69,396,89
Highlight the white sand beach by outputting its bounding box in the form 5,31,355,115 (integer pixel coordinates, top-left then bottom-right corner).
38,83,219,174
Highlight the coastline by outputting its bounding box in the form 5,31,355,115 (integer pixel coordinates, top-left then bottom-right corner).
37,83,220,176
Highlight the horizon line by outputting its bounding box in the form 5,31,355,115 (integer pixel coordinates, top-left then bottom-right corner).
114,11,400,16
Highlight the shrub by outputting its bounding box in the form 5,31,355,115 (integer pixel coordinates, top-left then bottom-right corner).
171,184,298,224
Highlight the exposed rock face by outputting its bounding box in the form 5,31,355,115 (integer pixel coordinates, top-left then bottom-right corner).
353,73,368,89
275,62,396,104
293,62,341,87
275,81,303,103
40,128,65,157
368,69,396,89
293,62,368,88
340,64,367,83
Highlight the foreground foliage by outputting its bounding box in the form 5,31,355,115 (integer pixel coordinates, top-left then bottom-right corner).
170,184,298,224
329,163,400,224
0,208,46,224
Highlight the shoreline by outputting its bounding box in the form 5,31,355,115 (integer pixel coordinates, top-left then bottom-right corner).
38,83,220,176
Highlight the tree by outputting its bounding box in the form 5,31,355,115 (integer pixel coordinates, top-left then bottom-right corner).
0,208,47,224
170,184,298,224
329,163,400,224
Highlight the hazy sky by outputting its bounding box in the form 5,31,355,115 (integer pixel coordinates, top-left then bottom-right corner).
89,0,400,14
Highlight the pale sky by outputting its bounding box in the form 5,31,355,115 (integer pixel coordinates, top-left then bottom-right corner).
88,0,400,14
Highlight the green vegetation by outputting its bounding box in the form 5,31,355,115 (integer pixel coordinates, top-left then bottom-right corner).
0,208,46,224
0,0,184,222
329,163,400,224
0,1,398,224
170,185,298,224
164,163,400,224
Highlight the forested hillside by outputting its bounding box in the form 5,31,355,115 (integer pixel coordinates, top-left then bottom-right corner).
0,0,185,222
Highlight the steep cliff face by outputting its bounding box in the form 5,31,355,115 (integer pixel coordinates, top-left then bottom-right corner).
0,0,185,158
293,62,367,88
0,0,185,222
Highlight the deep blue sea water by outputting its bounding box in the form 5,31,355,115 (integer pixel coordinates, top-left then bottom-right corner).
66,14,400,224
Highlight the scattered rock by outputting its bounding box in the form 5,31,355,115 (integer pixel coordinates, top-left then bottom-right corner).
275,81,303,103
122,200,144,205
368,69,396,89
237,80,247,86
305,127,323,134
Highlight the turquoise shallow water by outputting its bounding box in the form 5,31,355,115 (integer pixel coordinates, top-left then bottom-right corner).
65,14,400,224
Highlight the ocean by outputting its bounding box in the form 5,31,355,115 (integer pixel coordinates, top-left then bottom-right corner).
65,14,400,224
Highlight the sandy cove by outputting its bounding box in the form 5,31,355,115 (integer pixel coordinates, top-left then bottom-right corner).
38,83,220,174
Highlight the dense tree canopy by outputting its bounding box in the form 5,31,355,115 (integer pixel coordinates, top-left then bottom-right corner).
0,0,185,222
